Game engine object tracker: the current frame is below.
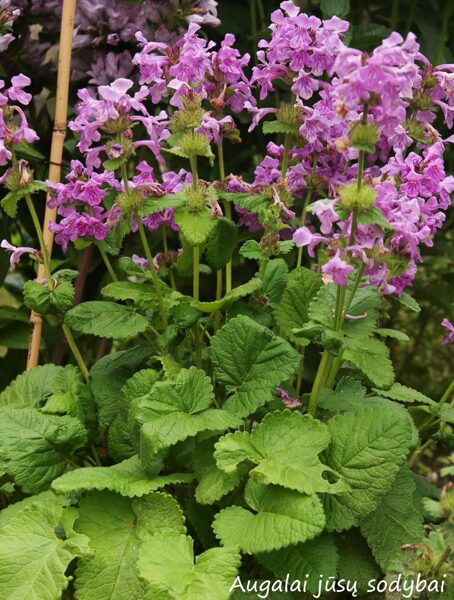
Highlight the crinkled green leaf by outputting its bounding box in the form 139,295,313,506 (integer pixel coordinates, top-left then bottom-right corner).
138,532,241,600
139,193,186,217
371,382,435,405
192,278,262,313
309,283,380,340
0,408,87,493
343,338,395,388
65,301,150,339
101,281,158,311
193,438,241,505
213,480,325,553
360,465,424,572
205,217,239,271
0,495,91,600
396,292,421,313
52,455,192,497
0,364,62,410
174,207,216,246
274,268,322,341
23,280,74,315
262,120,299,135
261,258,289,305
89,345,152,426
376,328,410,342
215,410,346,495
75,491,185,600
323,407,412,531
257,534,338,595
210,315,300,418
137,367,241,461
239,239,264,260
336,529,381,593
219,192,269,214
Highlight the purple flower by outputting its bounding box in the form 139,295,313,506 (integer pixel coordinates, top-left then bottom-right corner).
1,239,38,269
441,319,454,346
293,226,327,257
276,387,302,409
322,249,354,285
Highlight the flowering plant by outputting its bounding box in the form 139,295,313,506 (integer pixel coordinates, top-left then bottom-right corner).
0,2,453,598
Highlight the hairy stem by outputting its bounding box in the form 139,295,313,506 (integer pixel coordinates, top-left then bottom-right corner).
308,350,332,416
62,324,90,383
25,193,53,289
193,245,200,302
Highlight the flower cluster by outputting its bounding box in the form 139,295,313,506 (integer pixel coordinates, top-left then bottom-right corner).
0,74,37,166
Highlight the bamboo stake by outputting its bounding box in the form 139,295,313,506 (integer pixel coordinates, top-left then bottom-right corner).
27,0,78,370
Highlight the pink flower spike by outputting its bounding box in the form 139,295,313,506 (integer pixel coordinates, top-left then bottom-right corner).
441,318,454,346
1,240,38,269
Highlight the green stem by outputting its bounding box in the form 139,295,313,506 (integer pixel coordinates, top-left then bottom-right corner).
98,246,118,282
25,193,53,289
62,324,90,383
218,140,233,293
162,227,176,290
439,379,454,408
214,269,223,332
391,0,400,29
218,139,225,182
357,150,365,192
134,209,168,328
308,351,332,416
281,133,291,179
189,154,199,189
343,263,365,316
193,245,200,301
296,348,305,397
296,188,313,269
334,284,347,331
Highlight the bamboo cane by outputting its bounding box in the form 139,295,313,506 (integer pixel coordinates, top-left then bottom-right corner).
26,0,78,369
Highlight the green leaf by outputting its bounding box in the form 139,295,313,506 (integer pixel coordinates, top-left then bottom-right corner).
0,408,87,493
138,532,241,600
274,268,322,341
206,217,239,271
262,120,299,136
52,455,192,497
210,315,300,418
137,367,241,461
23,280,74,315
261,259,289,305
360,466,424,571
42,364,97,432
309,283,381,340
277,240,294,254
371,382,435,405
219,191,269,214
14,140,46,161
192,278,262,313
257,534,338,595
376,328,410,342
336,529,381,593
1,190,22,217
65,301,150,339
396,292,421,313
75,491,185,600
193,438,241,505
319,377,367,413
101,280,157,311
213,480,326,553
102,157,126,171
0,364,62,410
215,410,346,495
0,495,91,600
90,345,152,426
320,0,350,18
139,193,186,217
343,338,395,388
239,239,264,260
357,205,393,231
323,407,413,531
174,207,216,246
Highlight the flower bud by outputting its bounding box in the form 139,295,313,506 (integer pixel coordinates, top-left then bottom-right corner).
276,103,302,128
350,122,379,153
171,106,205,132
180,132,210,158
118,189,143,212
339,183,376,211
6,159,32,191
184,183,208,211
210,199,223,218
